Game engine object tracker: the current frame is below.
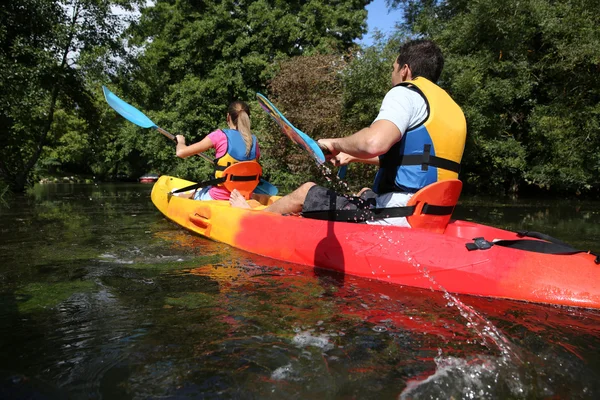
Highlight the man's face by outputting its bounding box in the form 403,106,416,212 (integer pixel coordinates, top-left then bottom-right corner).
391,59,403,86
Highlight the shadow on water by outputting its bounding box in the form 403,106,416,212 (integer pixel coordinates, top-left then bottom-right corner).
312,190,346,287
1,183,600,398
309,178,525,366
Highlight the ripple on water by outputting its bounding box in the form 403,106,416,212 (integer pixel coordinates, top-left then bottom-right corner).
291,331,334,352
400,353,528,399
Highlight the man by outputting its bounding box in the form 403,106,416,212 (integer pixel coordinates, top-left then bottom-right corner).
230,39,466,227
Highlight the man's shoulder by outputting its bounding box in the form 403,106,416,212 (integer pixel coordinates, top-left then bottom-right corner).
385,84,422,98
382,85,427,108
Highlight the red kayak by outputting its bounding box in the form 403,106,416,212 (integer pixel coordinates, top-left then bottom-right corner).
152,176,600,309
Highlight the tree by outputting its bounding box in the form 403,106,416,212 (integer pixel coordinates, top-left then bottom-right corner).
0,0,134,192
257,37,406,193
390,0,600,195
115,0,371,182
258,54,353,190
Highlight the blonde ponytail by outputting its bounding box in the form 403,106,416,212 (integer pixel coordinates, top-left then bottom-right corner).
236,111,252,156
228,100,253,157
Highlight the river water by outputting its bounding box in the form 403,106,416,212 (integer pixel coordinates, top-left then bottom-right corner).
1,182,599,399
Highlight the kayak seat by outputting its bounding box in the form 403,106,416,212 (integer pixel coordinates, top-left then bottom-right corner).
220,161,262,200
244,194,282,210
406,179,462,234
301,180,462,226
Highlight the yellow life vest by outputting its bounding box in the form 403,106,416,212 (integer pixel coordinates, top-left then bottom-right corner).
374,77,467,194
214,128,260,183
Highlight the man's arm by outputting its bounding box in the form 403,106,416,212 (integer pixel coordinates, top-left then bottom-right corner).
331,152,380,166
319,119,402,160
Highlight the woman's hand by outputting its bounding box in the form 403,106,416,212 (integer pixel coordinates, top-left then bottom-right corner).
175,135,186,146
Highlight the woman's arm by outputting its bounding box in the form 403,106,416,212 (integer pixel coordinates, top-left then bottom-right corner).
175,135,214,159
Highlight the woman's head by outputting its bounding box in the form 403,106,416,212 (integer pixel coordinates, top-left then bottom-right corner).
227,101,252,156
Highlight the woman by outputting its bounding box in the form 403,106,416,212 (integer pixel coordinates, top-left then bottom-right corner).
175,100,260,200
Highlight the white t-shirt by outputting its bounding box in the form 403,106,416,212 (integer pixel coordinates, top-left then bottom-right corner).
373,85,428,135
366,85,428,227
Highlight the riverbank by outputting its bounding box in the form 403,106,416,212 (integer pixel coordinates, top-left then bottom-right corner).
39,176,96,184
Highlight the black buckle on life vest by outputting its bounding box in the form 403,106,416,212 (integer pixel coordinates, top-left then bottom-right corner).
466,237,493,251
421,144,431,171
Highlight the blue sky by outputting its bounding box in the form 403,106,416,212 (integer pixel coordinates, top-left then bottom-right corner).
358,0,404,47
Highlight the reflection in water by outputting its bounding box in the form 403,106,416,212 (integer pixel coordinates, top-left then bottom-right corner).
0,183,599,398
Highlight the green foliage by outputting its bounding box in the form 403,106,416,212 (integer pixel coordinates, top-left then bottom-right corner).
0,0,61,190
40,108,91,172
391,0,600,195
113,0,370,182
0,0,133,191
342,34,405,130
6,0,597,197
262,54,354,190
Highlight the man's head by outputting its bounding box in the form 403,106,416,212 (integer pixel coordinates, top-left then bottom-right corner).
391,39,444,85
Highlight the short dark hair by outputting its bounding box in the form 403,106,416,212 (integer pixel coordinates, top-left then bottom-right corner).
396,39,444,83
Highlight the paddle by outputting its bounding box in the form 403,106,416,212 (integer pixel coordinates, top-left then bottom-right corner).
102,86,278,196
256,93,347,178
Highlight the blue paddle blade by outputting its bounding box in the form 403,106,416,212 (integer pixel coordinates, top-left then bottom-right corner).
255,179,279,196
256,93,326,165
102,86,157,129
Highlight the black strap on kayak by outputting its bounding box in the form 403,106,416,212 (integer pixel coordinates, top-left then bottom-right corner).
302,202,454,223
171,179,223,194
465,237,494,251
465,232,600,264
302,205,416,222
171,174,260,194
422,203,455,216
514,230,572,247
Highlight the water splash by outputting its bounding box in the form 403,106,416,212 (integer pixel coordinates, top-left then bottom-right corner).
317,156,523,375
400,350,532,399
376,229,523,365
291,331,334,352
